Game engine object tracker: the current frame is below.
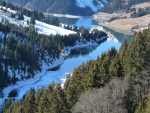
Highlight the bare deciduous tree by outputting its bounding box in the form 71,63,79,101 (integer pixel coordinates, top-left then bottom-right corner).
72,78,129,113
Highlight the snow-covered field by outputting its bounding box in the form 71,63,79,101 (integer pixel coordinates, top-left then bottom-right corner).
35,20,76,36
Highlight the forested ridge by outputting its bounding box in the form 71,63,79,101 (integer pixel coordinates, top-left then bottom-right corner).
2,28,150,113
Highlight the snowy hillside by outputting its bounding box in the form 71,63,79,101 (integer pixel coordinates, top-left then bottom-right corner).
0,7,76,36
76,0,108,12
35,20,76,36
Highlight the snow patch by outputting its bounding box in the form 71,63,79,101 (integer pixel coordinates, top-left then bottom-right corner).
44,13,82,19
35,20,76,36
76,0,108,12
91,25,120,43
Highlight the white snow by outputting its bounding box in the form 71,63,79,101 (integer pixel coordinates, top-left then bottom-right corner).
35,20,76,36
91,25,119,43
2,56,64,99
44,13,82,19
6,8,17,14
62,40,98,56
76,0,108,12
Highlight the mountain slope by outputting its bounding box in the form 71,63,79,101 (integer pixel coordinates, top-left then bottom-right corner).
103,0,150,12
5,0,108,15
4,0,150,15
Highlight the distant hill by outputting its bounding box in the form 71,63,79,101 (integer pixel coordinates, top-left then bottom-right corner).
103,0,150,12
4,0,108,16
4,0,149,15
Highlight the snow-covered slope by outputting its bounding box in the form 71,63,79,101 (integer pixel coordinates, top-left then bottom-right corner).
0,8,76,36
35,20,76,36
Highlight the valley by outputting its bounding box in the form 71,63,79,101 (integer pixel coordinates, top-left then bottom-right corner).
0,0,150,113
0,2,114,110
